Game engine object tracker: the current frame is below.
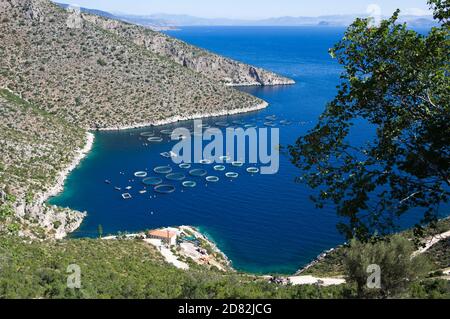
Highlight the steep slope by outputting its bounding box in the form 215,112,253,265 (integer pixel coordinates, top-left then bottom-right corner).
82,14,295,86
0,89,86,239
0,0,266,129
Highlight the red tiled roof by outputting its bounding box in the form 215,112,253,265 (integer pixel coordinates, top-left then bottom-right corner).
148,229,177,239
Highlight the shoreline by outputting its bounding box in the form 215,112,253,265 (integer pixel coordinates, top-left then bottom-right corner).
37,132,95,205
226,80,296,87
94,101,269,131
46,100,268,237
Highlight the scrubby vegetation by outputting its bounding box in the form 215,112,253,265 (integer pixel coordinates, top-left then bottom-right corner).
0,235,448,299
0,236,348,299
82,14,294,86
0,0,267,129
0,89,85,201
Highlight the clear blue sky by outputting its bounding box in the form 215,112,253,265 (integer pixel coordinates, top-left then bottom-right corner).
55,0,432,19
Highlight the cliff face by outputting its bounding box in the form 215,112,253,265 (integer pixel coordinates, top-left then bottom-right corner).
0,89,86,239
84,15,295,86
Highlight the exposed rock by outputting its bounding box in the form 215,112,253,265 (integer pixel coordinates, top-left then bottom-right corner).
83,14,296,86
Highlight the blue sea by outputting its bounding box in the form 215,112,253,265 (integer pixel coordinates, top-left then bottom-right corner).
49,27,438,274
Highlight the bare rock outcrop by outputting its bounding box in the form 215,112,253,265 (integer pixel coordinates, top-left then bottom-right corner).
83,14,296,87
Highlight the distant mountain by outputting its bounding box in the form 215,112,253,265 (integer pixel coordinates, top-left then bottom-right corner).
53,2,437,28
111,13,438,28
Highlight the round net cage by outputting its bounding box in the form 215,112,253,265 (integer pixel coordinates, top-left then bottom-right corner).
232,161,244,167
160,129,173,136
189,169,208,177
214,165,226,171
182,181,197,188
246,167,260,174
215,121,229,127
154,184,176,194
134,171,148,178
199,159,213,165
154,166,173,174
142,177,163,186
225,172,239,178
148,137,163,143
166,173,186,181
140,132,155,137
206,176,220,183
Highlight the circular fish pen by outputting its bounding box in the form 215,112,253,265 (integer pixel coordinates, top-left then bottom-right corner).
189,169,208,177
266,115,277,121
225,172,239,179
182,181,197,188
142,177,163,186
179,163,191,169
160,129,173,136
134,171,148,178
214,165,226,171
215,121,229,127
232,161,244,167
206,176,220,183
199,159,212,165
264,122,276,127
140,132,155,137
246,167,260,174
147,137,163,143
154,166,173,174
166,173,186,181
154,185,176,194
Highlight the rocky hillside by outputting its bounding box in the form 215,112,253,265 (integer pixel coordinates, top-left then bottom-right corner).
83,14,295,86
0,0,272,129
0,89,86,239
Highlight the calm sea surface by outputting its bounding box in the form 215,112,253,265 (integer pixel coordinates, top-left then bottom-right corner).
49,27,437,274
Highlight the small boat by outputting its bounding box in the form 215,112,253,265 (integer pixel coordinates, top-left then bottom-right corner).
104,180,111,184
125,186,132,190
139,190,147,194
122,193,132,200
114,187,121,191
